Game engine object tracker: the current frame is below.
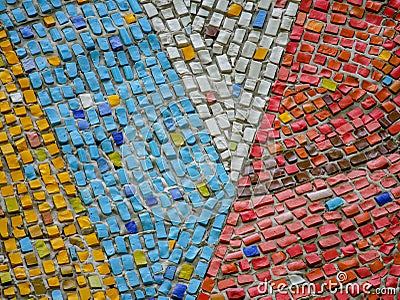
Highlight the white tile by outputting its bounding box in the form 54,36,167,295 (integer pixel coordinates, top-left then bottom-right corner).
173,0,189,15
205,118,222,136
216,54,232,73
238,12,252,26
248,61,263,78
190,33,206,49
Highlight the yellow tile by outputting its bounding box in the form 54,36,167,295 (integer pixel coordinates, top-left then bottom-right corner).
13,267,26,280
38,202,51,213
11,215,23,227
64,184,76,195
58,210,74,222
29,104,43,117
103,276,115,286
28,224,43,239
57,172,71,183
0,71,13,84
46,183,60,194
79,288,91,300
67,293,79,300
0,171,7,184
15,138,28,152
47,276,60,288
3,287,15,297
51,157,65,170
43,175,56,185
46,225,60,238
1,143,14,154
178,264,194,280
36,119,49,131
1,185,14,197
47,56,61,66
77,216,91,230
108,95,120,107
4,238,17,252
5,154,19,169
16,183,28,195
18,282,31,296
82,264,94,273
5,114,17,125
134,250,147,267
197,182,210,197
171,132,184,146
97,263,110,275
9,125,22,137
23,90,37,103
25,253,38,266
0,101,11,113
20,117,33,130
379,50,391,61
0,264,9,272
279,112,292,123
14,106,26,116
227,3,242,17
253,47,268,60
29,179,42,189
169,240,176,250
56,250,69,264
6,84,17,93
124,13,136,24
13,227,26,238
93,292,105,300
77,251,89,262
42,260,55,274
9,252,23,267
19,150,33,165
321,78,338,92
29,267,41,277
93,249,105,262
182,46,195,61
0,131,7,142
50,237,65,250
74,263,81,273
39,163,51,175
5,197,19,214
5,51,18,64
20,195,33,209
0,40,12,51
43,16,56,27
47,143,60,156
52,194,66,210
85,232,100,247
18,77,30,89
42,132,55,144
11,64,23,76
24,210,38,223
34,191,46,201
106,288,119,300
0,273,12,286
76,275,87,287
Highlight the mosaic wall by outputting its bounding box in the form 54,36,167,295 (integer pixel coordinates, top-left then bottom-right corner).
0,0,399,299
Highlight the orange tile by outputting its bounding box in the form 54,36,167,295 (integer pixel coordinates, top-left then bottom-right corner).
350,6,364,18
